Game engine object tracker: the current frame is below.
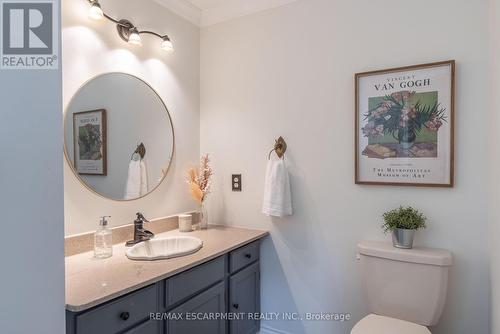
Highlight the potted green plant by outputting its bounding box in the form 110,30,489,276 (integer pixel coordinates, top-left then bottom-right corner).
382,206,427,249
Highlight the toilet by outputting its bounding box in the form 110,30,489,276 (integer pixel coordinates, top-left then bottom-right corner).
352,240,453,334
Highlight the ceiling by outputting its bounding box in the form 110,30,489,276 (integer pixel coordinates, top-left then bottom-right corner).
154,0,299,27
186,0,230,10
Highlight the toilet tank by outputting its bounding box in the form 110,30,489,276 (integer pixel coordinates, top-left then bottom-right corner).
357,241,452,326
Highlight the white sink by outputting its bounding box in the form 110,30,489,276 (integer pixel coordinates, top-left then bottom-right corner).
125,236,203,261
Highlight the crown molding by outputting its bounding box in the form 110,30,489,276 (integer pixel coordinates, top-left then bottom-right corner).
155,0,299,28
153,0,202,26
200,0,299,27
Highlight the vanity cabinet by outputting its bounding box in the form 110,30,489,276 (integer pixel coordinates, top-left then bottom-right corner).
68,284,160,334
66,240,261,334
166,256,226,307
229,241,259,273
124,320,160,334
167,282,226,334
229,262,260,334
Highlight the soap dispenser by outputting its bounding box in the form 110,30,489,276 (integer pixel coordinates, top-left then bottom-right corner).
94,216,113,259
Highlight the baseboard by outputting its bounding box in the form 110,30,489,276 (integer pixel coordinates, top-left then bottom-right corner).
259,324,293,334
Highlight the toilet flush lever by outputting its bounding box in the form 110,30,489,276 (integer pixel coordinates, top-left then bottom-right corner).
356,253,361,261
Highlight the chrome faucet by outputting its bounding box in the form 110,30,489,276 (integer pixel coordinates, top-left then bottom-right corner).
125,212,154,246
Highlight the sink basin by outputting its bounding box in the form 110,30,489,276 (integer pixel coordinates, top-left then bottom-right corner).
125,236,203,261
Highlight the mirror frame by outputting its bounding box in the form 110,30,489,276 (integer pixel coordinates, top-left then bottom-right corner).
63,72,175,201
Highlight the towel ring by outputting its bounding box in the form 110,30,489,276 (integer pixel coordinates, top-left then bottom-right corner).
268,136,287,160
131,143,146,160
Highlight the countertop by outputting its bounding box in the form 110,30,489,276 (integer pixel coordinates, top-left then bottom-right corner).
65,225,268,312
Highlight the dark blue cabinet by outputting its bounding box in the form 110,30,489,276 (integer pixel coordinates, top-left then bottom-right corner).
124,320,160,334
167,282,226,334
229,262,260,334
74,285,158,334
66,240,261,334
229,242,259,273
166,256,226,307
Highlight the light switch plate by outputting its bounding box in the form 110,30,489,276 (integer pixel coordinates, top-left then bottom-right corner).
232,174,242,192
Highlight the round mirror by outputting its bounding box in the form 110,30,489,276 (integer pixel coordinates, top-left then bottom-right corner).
64,73,174,201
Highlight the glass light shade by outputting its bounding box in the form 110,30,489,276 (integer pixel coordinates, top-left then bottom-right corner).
88,2,104,20
128,29,142,46
161,37,173,52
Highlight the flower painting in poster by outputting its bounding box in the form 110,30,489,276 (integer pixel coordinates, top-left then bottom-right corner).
73,109,107,175
355,61,454,186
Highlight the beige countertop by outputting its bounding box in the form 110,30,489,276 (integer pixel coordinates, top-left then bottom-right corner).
65,225,268,312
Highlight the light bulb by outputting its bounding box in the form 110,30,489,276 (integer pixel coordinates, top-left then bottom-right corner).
161,36,173,52
88,1,104,20
128,28,142,46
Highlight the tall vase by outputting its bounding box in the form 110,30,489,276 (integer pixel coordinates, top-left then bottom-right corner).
199,201,208,230
398,127,416,150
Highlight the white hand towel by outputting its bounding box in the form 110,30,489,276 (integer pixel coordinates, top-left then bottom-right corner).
140,160,148,196
262,159,292,217
125,159,149,199
125,159,141,199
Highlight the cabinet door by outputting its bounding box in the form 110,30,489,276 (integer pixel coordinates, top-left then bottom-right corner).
229,262,260,334
167,282,226,334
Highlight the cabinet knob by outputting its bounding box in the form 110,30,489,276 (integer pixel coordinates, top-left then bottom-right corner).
244,253,252,259
120,312,130,321
233,303,239,309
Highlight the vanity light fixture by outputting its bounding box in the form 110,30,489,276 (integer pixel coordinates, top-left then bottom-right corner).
86,0,173,52
127,27,142,46
161,36,174,52
88,1,104,20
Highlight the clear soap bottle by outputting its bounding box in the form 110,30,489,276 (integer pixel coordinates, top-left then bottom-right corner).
94,216,113,259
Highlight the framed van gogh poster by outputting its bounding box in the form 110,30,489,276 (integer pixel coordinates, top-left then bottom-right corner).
73,109,107,175
355,60,454,187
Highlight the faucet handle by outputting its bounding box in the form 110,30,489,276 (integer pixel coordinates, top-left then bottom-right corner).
136,212,150,223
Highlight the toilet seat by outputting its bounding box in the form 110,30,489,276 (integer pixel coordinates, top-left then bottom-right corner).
351,314,431,334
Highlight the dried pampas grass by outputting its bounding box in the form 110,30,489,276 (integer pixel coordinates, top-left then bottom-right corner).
189,182,204,203
187,154,213,203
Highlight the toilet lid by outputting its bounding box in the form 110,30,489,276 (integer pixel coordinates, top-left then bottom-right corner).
351,314,431,334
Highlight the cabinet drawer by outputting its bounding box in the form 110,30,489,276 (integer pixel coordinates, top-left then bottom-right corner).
76,284,158,334
166,256,226,307
229,241,259,273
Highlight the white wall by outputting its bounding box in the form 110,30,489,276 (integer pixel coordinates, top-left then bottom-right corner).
490,0,500,332
63,0,200,235
200,0,490,333
0,2,65,333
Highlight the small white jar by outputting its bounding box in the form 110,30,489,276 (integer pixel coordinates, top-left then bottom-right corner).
178,214,193,232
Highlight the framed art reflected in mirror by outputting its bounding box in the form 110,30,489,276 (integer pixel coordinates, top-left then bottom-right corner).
73,109,107,175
